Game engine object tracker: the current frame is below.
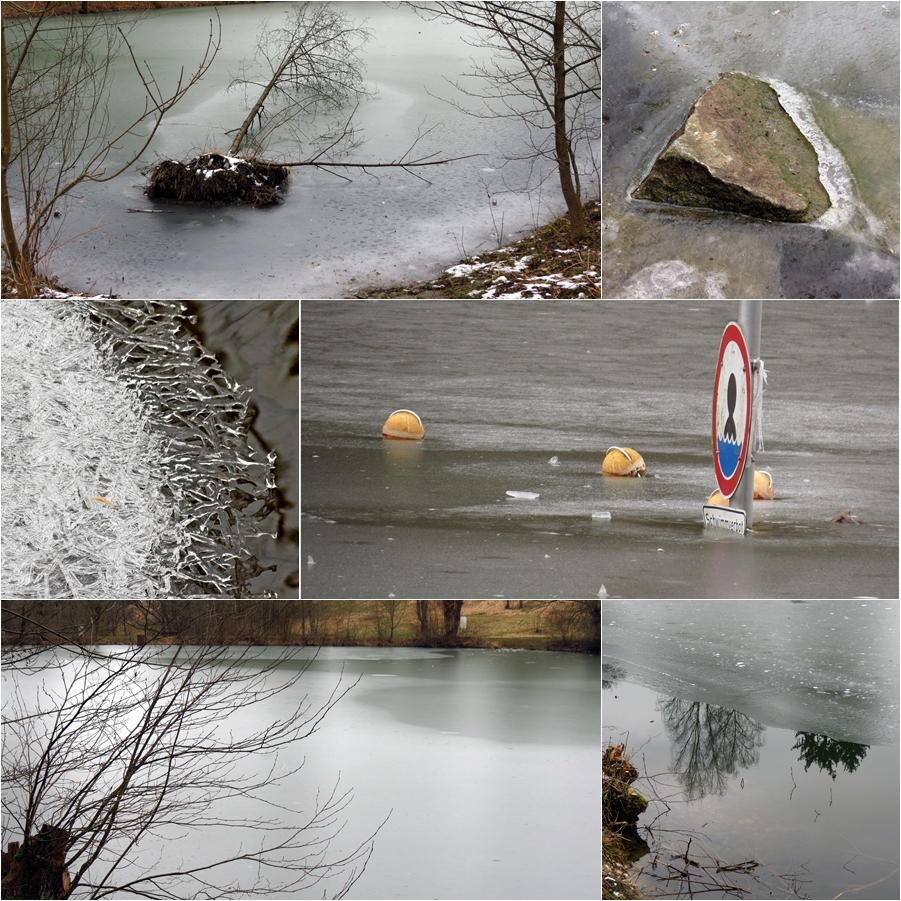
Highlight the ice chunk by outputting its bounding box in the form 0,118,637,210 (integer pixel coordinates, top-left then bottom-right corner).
506,490,539,499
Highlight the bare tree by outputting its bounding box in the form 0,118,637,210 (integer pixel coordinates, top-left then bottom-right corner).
411,1,601,239
226,3,371,160
541,600,600,651
373,600,408,643
2,617,386,899
442,601,464,638
1,3,219,295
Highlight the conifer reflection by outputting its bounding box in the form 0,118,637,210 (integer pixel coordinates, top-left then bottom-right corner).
791,732,869,779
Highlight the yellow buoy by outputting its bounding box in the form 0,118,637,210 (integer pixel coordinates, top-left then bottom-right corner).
602,446,646,477
381,409,424,440
707,470,773,506
754,470,774,500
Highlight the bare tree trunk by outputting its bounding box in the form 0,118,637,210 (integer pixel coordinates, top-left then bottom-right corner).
416,601,430,635
553,2,587,240
228,52,294,157
443,601,463,637
1,25,33,297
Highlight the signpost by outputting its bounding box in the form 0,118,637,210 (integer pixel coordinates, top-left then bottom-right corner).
712,321,752,498
704,311,759,535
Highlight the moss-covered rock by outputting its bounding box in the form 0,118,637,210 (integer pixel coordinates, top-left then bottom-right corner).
633,73,830,223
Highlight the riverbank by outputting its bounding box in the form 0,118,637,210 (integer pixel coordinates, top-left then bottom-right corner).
602,832,643,900
1,601,600,653
356,201,599,299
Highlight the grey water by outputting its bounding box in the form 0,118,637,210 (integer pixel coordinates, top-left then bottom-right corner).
300,299,898,599
602,599,899,899
602,1,900,298
3,646,600,900
29,2,595,299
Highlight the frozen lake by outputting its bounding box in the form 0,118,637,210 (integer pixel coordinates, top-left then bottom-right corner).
301,299,898,599
23,2,598,299
3,646,600,899
603,598,900,899
602,1,900,298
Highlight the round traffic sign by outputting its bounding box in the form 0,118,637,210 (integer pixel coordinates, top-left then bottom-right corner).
712,321,752,498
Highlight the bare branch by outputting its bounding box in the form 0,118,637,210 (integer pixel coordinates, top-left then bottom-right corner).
3,621,387,899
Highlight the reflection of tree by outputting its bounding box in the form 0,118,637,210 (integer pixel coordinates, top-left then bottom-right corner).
792,732,869,779
602,662,627,690
659,697,765,800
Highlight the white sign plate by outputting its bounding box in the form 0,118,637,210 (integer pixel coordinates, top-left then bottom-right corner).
703,504,747,534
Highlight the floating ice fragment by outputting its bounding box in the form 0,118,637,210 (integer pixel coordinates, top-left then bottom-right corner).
549,455,560,466
592,511,612,521
598,585,609,598
506,490,539,499
306,555,315,566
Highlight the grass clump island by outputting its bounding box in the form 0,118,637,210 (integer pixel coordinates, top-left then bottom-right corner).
144,153,290,207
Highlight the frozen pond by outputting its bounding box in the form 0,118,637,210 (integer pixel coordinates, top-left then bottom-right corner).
301,299,898,599
602,599,900,899
3,646,600,900
22,2,597,299
602,1,900,298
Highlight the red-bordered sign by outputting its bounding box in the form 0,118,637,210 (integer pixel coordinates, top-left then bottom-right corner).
712,322,752,498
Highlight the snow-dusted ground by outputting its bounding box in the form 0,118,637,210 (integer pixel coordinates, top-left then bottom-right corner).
444,247,599,298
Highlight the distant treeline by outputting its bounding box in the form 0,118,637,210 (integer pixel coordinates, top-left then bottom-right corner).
1,600,601,652
1,1,258,19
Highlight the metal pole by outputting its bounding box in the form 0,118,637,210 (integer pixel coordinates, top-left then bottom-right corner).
735,300,762,529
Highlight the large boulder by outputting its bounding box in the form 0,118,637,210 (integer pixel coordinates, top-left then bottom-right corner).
633,73,830,223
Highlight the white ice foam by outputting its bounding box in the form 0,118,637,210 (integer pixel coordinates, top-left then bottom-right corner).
766,76,885,240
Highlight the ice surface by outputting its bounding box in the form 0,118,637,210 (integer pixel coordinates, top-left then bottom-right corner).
602,599,899,745
1,301,277,599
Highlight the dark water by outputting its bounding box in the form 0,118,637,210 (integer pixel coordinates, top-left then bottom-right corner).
301,299,898,599
187,301,299,597
603,599,899,900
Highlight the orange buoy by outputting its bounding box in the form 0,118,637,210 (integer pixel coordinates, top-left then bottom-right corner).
707,470,773,506
602,446,646,477
754,470,774,500
381,409,424,440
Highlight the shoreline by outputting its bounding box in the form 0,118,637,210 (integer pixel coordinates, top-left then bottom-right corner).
1,601,600,654
355,200,600,299
1,1,252,18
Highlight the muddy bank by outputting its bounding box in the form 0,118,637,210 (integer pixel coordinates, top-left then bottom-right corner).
602,744,645,900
